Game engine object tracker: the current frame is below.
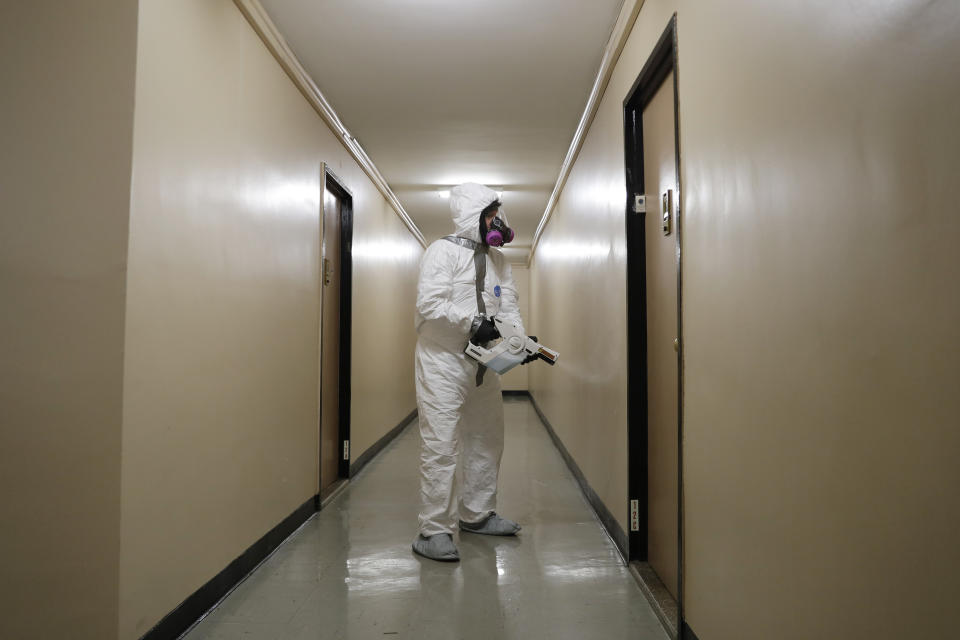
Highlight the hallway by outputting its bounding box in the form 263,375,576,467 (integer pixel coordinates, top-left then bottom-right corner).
184,397,667,640
5,1,959,638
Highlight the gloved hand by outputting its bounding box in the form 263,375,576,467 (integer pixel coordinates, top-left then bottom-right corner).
471,316,501,345
521,336,538,365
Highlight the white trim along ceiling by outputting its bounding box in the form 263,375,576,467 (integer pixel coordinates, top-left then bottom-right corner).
240,0,640,264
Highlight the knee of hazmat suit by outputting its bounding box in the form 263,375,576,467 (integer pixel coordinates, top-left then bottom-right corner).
414,182,526,536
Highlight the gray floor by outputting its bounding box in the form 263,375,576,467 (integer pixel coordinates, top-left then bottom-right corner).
183,397,668,640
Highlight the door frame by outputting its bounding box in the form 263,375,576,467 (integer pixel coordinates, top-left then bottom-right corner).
320,166,354,488
622,13,686,635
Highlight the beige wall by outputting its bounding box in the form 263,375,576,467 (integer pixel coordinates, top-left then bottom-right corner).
349,187,421,456
118,1,420,638
531,0,960,638
0,2,138,638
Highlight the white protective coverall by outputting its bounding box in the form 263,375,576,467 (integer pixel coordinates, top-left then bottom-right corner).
415,182,525,536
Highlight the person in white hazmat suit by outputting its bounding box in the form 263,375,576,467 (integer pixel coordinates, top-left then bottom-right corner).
412,182,526,562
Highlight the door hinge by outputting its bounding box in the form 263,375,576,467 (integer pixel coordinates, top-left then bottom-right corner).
343,440,350,460
630,499,640,532
633,193,646,213
323,258,333,286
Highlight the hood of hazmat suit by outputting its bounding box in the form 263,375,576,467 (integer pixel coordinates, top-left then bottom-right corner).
449,182,509,244
412,182,526,538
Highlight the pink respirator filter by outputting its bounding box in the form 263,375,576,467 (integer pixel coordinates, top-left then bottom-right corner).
485,227,514,247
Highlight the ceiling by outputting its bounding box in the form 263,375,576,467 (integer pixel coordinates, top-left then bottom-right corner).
259,0,625,261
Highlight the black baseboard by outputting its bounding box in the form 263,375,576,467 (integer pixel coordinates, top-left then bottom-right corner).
502,389,531,397
681,621,700,640
140,495,317,640
349,408,417,477
527,392,629,559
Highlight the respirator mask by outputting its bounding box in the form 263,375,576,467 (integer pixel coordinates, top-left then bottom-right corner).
483,216,515,247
